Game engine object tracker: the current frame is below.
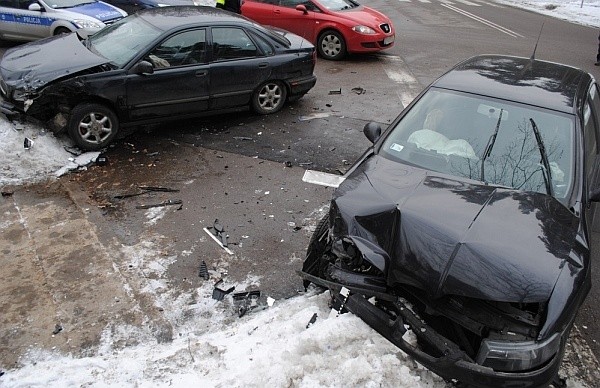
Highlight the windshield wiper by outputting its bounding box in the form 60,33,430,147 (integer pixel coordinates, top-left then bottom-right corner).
480,108,503,182
529,118,554,196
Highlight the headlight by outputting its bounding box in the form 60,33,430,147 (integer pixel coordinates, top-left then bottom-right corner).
12,89,29,102
475,333,561,372
156,3,169,6
352,25,376,35
72,19,101,29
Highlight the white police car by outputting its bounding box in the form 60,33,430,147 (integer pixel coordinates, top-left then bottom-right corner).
0,0,127,41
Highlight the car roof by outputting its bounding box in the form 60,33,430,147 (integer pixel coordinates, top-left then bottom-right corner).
136,6,249,29
432,54,594,114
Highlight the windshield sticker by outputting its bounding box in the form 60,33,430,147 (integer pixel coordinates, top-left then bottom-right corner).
390,143,404,152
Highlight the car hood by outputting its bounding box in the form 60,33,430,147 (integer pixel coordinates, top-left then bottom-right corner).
331,155,578,303
0,33,108,91
68,1,125,22
335,6,392,28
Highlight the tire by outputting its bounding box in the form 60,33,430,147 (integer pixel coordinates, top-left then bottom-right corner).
303,214,331,277
68,103,119,151
251,81,287,115
317,30,346,61
54,27,71,36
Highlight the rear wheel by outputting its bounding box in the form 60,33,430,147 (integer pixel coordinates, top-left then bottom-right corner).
251,81,287,114
68,103,119,151
317,30,346,60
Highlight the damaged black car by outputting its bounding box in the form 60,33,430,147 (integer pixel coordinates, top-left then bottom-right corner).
0,6,316,150
301,55,599,387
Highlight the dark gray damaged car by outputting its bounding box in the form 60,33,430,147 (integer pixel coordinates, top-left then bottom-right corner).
301,55,599,387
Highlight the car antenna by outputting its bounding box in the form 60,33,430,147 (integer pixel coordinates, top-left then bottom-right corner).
530,21,544,61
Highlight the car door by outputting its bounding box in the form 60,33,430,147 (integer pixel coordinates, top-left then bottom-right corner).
126,28,210,121
0,0,21,39
208,26,271,110
272,0,318,42
13,0,53,40
583,82,600,231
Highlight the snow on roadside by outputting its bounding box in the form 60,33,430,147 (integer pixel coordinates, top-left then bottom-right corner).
496,0,600,28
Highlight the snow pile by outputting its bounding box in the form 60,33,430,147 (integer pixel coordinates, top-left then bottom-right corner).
497,0,600,27
0,290,448,388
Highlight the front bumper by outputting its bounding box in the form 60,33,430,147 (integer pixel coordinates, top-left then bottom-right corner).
300,270,565,388
1,99,22,119
346,33,395,54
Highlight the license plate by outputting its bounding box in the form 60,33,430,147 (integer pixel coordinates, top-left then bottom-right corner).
384,36,394,45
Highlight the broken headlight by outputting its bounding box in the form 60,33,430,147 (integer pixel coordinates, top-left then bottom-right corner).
72,19,101,29
12,89,29,102
475,333,561,372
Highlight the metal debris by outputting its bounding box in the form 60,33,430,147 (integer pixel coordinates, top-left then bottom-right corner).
135,199,182,209
306,313,318,328
198,260,209,280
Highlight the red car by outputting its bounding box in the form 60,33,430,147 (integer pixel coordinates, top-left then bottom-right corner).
241,0,395,60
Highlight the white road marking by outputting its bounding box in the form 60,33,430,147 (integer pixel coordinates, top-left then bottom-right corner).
378,55,422,108
454,0,480,6
442,3,524,37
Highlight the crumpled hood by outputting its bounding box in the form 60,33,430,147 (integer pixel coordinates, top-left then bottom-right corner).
69,1,124,22
0,33,108,91
336,6,392,30
332,155,578,303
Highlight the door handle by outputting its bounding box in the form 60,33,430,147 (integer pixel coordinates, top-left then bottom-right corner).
258,63,269,68
195,70,208,77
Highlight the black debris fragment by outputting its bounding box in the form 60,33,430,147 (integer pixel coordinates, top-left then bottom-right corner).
351,87,366,95
198,260,209,280
284,161,293,168
136,199,182,209
23,137,33,149
52,324,63,335
64,146,82,156
114,186,179,199
233,290,261,317
96,154,108,166
0,370,4,377
212,284,235,301
328,89,342,95
212,219,228,247
306,313,318,328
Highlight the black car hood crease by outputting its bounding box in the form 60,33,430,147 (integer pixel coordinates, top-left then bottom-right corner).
332,155,578,304
0,33,108,91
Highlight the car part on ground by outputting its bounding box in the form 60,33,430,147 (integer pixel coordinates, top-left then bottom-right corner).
241,0,394,60
0,6,316,151
300,54,599,387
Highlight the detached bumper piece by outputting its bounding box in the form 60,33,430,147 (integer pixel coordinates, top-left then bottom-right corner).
299,270,565,388
1,100,20,118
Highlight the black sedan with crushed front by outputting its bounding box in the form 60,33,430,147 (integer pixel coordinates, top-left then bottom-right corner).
301,55,600,387
0,6,316,150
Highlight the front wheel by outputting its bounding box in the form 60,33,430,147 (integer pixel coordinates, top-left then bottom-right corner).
68,103,119,151
302,213,331,289
54,27,71,35
317,30,346,61
251,81,287,115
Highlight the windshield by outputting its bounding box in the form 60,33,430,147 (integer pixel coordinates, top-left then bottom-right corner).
316,0,359,11
380,88,575,201
87,15,163,67
47,0,96,8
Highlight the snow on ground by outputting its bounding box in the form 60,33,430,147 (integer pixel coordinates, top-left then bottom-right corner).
497,0,600,28
0,1,598,386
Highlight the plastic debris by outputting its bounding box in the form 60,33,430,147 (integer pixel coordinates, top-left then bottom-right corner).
212,284,235,301
233,290,261,317
23,137,33,149
328,88,342,95
204,219,234,255
198,260,209,280
114,186,179,199
306,313,318,328
136,199,182,209
351,87,366,95
52,324,63,335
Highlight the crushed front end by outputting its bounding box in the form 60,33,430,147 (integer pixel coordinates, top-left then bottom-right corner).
300,160,590,388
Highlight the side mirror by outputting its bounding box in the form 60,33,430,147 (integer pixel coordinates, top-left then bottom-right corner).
295,4,308,14
28,3,42,11
363,122,382,144
131,60,154,75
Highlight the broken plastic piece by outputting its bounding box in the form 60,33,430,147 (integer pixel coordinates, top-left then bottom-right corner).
233,290,261,317
203,227,234,255
198,260,209,280
306,313,318,328
23,137,33,149
302,169,346,188
351,87,366,95
52,324,63,335
212,285,235,301
328,88,342,95
136,199,182,209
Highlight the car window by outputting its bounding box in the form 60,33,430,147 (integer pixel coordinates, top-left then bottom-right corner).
88,15,163,67
248,30,274,55
380,88,575,201
211,27,258,61
146,29,207,69
316,0,358,11
280,0,320,11
0,0,15,7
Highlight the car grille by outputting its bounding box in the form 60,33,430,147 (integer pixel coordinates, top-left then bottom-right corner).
380,23,391,33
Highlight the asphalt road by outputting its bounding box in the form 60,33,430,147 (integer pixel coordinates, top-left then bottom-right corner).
1,0,600,381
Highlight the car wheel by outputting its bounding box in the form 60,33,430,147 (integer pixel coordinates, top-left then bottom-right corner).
302,213,331,282
54,27,71,36
317,30,346,60
68,103,119,151
251,81,287,115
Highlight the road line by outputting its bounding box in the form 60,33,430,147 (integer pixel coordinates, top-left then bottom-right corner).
454,0,480,6
377,55,422,108
474,0,504,7
442,3,524,37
